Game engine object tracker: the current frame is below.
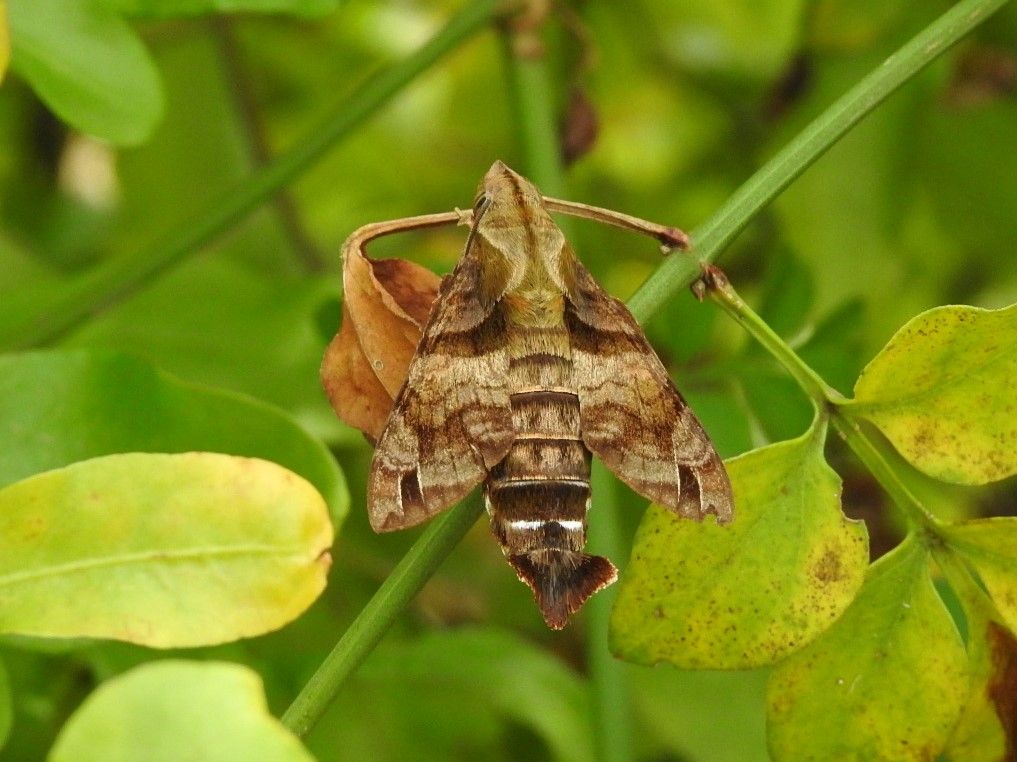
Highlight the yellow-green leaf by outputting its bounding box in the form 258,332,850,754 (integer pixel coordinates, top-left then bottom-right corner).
845,303,1017,485
767,535,969,760
940,553,1015,762
0,452,332,648
49,660,313,762
610,419,868,669
942,518,1017,637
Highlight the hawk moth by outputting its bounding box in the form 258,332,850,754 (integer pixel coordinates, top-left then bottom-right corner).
367,161,733,629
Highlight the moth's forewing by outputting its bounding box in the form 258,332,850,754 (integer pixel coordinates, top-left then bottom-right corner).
367,242,515,532
565,262,734,523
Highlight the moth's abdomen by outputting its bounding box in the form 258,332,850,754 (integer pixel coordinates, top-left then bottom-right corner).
486,389,616,629
487,390,590,554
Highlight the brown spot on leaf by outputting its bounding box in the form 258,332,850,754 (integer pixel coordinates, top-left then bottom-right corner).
986,622,1017,756
812,549,843,584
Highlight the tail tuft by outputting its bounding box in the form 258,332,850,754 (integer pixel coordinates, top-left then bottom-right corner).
508,550,618,629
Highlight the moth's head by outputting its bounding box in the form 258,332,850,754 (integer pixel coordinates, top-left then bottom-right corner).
470,161,571,298
473,161,552,231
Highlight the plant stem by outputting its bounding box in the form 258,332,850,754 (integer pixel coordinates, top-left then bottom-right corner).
703,268,942,534
499,10,566,198
503,17,631,762
2,0,503,350
211,16,326,273
586,462,634,762
626,0,1011,324
828,414,942,535
704,267,840,406
281,497,485,738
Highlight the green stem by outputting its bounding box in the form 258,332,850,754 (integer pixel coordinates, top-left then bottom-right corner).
502,20,629,762
626,0,1011,324
705,268,840,406
2,0,503,350
704,269,942,534
281,497,485,738
586,462,634,762
828,414,942,535
500,20,567,197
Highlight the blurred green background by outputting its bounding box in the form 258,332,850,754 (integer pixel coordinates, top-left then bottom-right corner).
0,0,1015,759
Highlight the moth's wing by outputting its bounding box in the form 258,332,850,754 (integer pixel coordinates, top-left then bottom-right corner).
368,250,514,532
566,264,733,522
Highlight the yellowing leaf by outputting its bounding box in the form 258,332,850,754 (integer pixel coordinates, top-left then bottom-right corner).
942,518,1017,637
941,556,1016,762
0,452,332,648
49,661,313,762
767,536,969,760
610,419,868,669
845,303,1017,485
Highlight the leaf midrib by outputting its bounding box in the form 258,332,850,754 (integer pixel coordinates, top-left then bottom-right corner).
0,543,311,588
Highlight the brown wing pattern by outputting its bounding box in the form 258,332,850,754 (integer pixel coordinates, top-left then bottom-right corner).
368,251,515,532
566,264,733,522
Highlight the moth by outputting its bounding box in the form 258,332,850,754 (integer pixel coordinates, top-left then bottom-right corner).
364,162,733,629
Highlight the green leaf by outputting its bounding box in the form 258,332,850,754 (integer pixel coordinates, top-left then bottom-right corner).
0,452,332,648
0,655,10,751
112,0,341,17
8,0,162,146
0,350,348,522
308,627,593,762
845,303,1017,485
610,417,868,669
49,660,313,762
629,666,770,762
942,518,1017,637
766,535,969,760
64,260,342,442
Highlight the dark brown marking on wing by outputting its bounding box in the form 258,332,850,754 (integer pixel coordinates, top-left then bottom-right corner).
399,469,425,512
509,352,571,369
677,464,702,513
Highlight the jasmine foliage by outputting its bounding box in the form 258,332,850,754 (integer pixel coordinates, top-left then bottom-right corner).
49,661,314,762
620,269,1016,758
0,0,1015,760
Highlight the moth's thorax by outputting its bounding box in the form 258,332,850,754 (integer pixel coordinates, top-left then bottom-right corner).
475,161,575,305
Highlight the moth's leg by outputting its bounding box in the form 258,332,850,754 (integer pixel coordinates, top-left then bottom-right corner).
541,197,689,253
341,210,469,259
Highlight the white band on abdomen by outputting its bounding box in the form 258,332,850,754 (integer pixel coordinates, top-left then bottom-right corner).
507,518,584,532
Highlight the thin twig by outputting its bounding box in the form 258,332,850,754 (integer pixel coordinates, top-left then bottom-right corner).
626,0,1012,325
1,0,503,350
211,16,326,273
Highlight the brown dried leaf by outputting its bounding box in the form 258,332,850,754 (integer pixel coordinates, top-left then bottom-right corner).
321,243,440,441
560,87,599,166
